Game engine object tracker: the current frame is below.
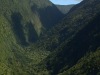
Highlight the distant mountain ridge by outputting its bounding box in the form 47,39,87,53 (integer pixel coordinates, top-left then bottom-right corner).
56,4,75,14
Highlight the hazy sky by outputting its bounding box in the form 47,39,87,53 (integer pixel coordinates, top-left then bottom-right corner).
50,0,83,5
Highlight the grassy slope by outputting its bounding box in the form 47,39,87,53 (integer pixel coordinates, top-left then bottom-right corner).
0,14,29,75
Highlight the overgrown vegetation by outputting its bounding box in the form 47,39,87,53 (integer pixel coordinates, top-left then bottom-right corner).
0,0,100,75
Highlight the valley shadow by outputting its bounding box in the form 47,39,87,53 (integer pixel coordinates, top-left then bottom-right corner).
46,13,100,75
11,12,28,46
27,22,38,43
31,4,64,29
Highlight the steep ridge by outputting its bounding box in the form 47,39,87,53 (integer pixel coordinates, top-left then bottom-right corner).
41,0,100,74
31,0,64,29
37,0,100,51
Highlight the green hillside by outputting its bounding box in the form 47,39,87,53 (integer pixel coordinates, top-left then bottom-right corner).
0,0,63,74
0,0,100,75
0,14,30,75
